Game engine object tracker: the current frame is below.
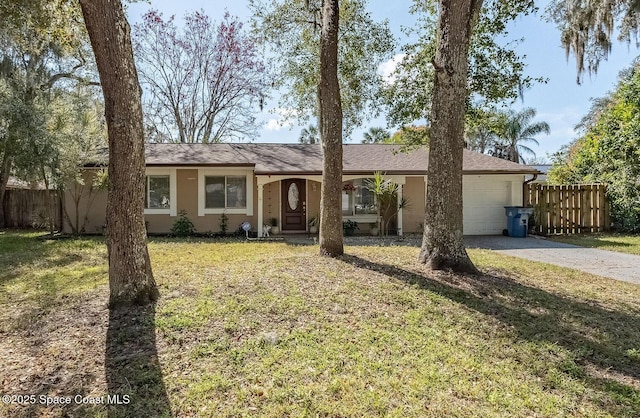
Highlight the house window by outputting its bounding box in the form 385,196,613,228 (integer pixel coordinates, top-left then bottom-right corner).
342,179,377,216
205,175,246,209
145,175,170,209
143,169,176,216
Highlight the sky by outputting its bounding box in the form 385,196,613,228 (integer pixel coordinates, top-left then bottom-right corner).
125,0,639,162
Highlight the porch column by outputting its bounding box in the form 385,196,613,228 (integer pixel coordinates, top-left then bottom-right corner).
397,184,403,236
257,183,264,237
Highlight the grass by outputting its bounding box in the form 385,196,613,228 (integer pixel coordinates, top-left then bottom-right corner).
547,233,640,255
1,230,639,417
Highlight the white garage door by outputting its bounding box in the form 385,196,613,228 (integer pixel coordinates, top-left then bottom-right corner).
463,176,520,235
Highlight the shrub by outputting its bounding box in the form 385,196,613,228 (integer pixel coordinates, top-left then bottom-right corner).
219,212,229,235
171,210,196,236
343,219,359,236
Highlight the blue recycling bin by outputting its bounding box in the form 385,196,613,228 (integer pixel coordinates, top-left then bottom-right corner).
504,206,534,237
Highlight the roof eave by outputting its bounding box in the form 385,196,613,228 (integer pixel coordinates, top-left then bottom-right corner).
463,170,541,175
146,163,256,168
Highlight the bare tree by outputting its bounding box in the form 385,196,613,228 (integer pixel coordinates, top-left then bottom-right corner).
133,10,268,143
79,0,158,307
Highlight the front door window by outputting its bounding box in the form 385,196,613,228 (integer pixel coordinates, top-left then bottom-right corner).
288,183,299,210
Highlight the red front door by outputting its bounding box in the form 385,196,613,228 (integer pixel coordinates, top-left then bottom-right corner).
281,179,306,231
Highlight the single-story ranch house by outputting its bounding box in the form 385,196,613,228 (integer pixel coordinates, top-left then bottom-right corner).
65,143,539,236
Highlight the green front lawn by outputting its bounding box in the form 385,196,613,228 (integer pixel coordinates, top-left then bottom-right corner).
1,231,639,417
548,232,640,255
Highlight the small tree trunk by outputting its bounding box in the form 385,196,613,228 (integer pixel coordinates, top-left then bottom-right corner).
79,0,159,307
0,178,7,229
318,0,344,257
39,166,55,235
74,184,82,234
0,155,10,228
419,0,482,274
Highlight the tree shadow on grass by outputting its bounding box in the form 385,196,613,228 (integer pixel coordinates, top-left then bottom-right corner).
340,254,640,414
105,304,171,418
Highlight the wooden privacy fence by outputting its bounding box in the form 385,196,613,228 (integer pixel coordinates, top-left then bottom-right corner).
3,190,62,229
526,184,610,235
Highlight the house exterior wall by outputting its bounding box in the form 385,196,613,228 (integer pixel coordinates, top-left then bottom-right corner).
190,171,257,234
146,168,193,233
403,176,426,234
146,169,259,234
262,181,280,226
306,180,321,228
64,169,526,236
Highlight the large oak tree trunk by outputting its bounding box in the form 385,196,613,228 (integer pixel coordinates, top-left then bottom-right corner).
79,0,158,307
318,0,344,257
419,0,482,273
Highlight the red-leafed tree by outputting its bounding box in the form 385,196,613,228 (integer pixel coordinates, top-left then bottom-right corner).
133,10,269,143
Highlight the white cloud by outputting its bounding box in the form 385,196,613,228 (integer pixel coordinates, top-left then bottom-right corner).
378,53,406,85
262,107,298,131
264,119,282,131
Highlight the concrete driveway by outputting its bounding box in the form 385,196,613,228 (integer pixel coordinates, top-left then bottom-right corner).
465,236,640,286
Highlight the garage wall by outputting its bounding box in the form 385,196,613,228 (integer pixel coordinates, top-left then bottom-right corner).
463,174,524,235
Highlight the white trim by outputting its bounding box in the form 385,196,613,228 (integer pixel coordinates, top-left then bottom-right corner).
344,215,378,223
144,168,177,216
256,174,323,186
257,183,264,237
305,179,309,230
397,184,403,236
278,180,282,228
197,168,254,216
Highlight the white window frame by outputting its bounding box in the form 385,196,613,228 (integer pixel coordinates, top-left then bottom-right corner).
144,168,177,216
198,169,254,216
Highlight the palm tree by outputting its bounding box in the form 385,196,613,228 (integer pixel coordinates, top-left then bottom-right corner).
492,108,550,163
361,127,390,143
298,124,319,144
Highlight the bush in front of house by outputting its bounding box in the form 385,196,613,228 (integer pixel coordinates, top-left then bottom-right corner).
171,210,196,237
343,219,359,236
219,212,229,235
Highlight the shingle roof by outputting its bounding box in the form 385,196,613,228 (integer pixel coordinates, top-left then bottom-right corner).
139,143,538,175
146,143,252,166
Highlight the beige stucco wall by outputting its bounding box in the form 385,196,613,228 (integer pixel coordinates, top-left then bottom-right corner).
402,176,426,234
144,169,260,234
306,180,321,226
65,169,259,235
184,171,258,234
262,181,280,226
65,169,524,236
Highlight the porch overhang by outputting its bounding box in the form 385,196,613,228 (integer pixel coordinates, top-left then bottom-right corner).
255,173,409,237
